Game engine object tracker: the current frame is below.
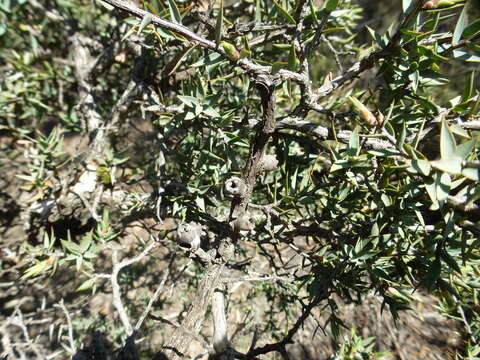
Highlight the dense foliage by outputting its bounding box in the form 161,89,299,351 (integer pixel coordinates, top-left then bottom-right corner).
1,0,480,359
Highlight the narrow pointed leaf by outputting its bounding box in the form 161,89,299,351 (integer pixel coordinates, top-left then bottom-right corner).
273,1,296,24
324,0,339,12
455,139,476,160
402,0,412,14
137,13,153,35
76,278,96,292
347,126,360,157
436,172,451,201
255,0,261,23
462,18,480,39
431,157,462,174
215,0,224,43
412,159,431,176
440,250,461,273
452,5,467,45
168,0,181,24
440,117,457,160
462,71,475,102
462,168,480,181
288,44,299,71
426,259,441,291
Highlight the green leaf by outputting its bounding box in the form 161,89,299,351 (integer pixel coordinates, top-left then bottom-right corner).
215,0,224,43
20,261,49,280
452,50,480,62
467,280,480,289
452,4,467,46
195,197,205,212
425,259,442,291
308,0,319,24
178,95,199,108
162,44,197,77
137,13,153,35
430,157,462,174
273,1,296,24
347,126,359,157
462,18,480,39
255,0,261,23
324,0,340,12
202,107,220,117
167,0,181,24
397,121,406,148
288,44,299,71
462,168,480,182
366,26,385,47
384,122,395,138
440,250,461,273
455,139,476,159
412,159,431,176
402,0,412,14
436,172,451,201
330,159,351,172
440,117,457,160
61,239,82,255
462,71,475,102
76,278,96,292
98,0,114,10
79,232,93,252
450,124,470,138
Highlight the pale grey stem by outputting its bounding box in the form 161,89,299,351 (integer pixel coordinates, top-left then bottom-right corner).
54,299,76,353
212,290,229,354
110,241,158,335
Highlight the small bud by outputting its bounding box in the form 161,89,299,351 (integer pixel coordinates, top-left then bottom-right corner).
220,41,240,61
260,154,279,172
375,111,384,126
240,48,251,60
177,222,202,250
225,176,246,197
233,212,255,232
422,0,437,9
423,0,460,9
349,96,378,126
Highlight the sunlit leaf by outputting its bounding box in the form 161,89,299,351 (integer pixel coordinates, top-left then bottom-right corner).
462,18,480,39
452,4,467,45
167,0,181,24
137,13,152,35
462,168,480,182
436,172,451,201
347,126,359,157
273,1,296,24
215,0,224,43
431,157,462,174
324,0,340,12
412,159,431,176
440,117,457,160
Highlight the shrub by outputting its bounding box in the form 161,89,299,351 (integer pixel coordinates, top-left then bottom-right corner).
1,0,479,359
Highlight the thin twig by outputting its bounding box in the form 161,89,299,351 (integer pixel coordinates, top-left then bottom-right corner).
54,299,76,354
134,264,171,331
111,241,158,335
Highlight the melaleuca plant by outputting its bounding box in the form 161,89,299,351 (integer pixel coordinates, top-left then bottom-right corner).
1,0,479,359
